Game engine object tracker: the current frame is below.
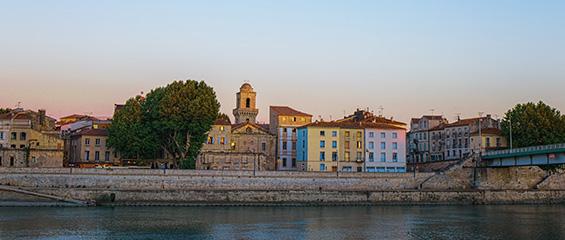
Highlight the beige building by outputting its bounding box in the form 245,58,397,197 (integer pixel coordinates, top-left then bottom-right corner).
0,109,63,168
197,83,276,171
67,128,120,168
269,106,312,171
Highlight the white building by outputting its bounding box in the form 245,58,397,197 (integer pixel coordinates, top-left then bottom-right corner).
364,123,407,173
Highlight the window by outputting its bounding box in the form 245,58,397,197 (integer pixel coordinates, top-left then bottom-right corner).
356,132,362,138
342,166,352,172
392,132,398,139
320,140,326,148
95,151,100,161
20,132,27,141
345,151,350,161
332,152,338,161
11,132,17,140
368,141,374,149
320,130,325,136
486,137,491,147
220,137,226,145
293,117,297,122
380,153,386,162
20,145,25,149
95,138,101,146
245,98,251,108
105,151,110,161
0,132,3,140
380,142,386,150
332,131,337,137
345,141,350,149
262,142,266,151
380,132,386,138
345,131,350,137
85,138,90,145
319,152,326,161
85,151,90,161
356,141,362,149
332,141,337,148
283,142,288,150
282,158,287,167
320,163,326,171
393,153,398,162
220,126,225,131
392,142,398,150
207,136,214,144
292,158,296,167
369,152,374,162
369,132,374,138
496,138,501,147
10,157,14,166
356,152,362,161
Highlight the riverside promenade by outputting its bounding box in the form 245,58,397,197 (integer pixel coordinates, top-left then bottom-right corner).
2,158,565,206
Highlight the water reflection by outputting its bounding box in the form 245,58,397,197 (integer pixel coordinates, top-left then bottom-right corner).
0,205,564,239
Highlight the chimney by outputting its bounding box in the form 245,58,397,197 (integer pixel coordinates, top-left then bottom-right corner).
38,109,46,127
486,114,491,119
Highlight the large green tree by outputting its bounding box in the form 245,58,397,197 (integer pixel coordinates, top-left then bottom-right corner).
108,80,220,169
501,101,565,148
0,108,11,114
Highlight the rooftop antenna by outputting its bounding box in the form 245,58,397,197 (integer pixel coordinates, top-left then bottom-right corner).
377,106,384,117
455,113,461,121
429,109,435,116
16,101,22,108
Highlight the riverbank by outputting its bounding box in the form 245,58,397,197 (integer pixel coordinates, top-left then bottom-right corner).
2,165,565,206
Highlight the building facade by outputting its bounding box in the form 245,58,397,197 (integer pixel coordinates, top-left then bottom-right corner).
269,106,312,171
407,115,448,163
297,110,407,172
0,109,63,168
197,83,276,171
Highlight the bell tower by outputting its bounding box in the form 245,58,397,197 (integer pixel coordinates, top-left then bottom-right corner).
233,83,259,124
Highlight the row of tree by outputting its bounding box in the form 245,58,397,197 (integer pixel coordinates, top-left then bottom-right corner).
108,80,220,169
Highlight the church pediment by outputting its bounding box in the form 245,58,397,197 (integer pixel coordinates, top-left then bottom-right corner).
232,122,270,135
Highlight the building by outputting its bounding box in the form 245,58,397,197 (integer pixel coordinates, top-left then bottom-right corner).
67,128,120,168
269,106,312,171
407,115,448,163
61,117,117,167
0,109,63,168
364,122,407,173
297,109,407,172
197,83,276,171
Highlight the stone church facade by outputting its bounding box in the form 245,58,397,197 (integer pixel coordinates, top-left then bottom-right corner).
196,83,276,171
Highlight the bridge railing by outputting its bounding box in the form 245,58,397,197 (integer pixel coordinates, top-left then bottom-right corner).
483,143,565,157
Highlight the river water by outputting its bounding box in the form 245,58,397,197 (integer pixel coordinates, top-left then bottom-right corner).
1,205,564,239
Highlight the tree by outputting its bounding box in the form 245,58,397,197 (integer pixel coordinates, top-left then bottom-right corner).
108,96,159,164
501,101,565,148
0,108,11,114
108,80,220,169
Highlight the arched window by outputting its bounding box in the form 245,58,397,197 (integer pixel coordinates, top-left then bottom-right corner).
245,98,251,108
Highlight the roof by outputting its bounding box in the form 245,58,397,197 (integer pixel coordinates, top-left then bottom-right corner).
75,128,109,137
299,121,405,130
445,117,488,127
270,106,312,117
213,118,231,125
471,128,503,135
232,122,270,133
428,124,446,131
421,115,445,120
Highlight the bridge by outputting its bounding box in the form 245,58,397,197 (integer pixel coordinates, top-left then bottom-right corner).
482,143,565,167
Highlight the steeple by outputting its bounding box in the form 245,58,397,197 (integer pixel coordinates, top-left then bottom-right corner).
233,83,258,124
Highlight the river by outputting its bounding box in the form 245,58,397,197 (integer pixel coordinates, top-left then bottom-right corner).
1,205,564,239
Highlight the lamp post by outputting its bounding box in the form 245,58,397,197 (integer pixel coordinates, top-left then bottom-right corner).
412,139,419,178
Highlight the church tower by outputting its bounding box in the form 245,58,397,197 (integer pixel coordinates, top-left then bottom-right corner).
233,83,259,124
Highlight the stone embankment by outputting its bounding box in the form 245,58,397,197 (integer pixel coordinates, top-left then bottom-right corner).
1,163,565,206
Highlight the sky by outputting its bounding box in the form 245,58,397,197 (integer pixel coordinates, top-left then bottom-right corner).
1,0,564,124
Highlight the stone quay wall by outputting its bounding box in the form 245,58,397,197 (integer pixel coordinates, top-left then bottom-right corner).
2,166,565,205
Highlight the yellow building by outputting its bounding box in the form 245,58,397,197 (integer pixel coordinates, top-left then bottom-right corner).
297,122,341,172
470,128,508,152
338,124,365,172
67,128,121,168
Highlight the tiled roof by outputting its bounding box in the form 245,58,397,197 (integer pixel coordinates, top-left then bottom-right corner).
213,118,231,125
75,128,109,136
299,121,405,130
270,106,312,117
446,117,486,127
471,128,503,135
428,124,446,131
